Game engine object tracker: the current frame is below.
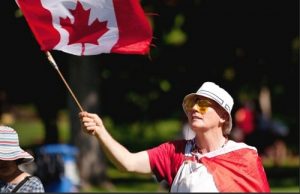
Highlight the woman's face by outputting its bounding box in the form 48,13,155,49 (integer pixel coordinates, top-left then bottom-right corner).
184,96,226,133
0,160,18,178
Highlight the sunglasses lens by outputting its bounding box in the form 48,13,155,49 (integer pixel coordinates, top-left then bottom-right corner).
185,98,212,114
199,106,208,114
198,100,212,107
184,97,199,111
185,98,195,110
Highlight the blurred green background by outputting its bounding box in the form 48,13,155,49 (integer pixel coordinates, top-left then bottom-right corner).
1,0,299,192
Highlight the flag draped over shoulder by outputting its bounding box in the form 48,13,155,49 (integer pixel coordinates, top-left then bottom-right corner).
15,0,153,56
201,148,270,192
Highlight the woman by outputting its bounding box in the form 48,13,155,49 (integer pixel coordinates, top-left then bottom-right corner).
79,81,270,192
0,126,44,193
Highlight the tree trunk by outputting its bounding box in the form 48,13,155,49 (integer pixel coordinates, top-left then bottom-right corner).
67,55,109,189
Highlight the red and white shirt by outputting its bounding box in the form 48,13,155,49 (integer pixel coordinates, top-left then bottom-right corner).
147,139,270,192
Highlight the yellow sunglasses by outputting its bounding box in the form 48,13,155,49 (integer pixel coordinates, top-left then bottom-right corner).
184,98,213,114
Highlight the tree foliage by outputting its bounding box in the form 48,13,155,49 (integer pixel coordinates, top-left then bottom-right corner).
2,0,298,148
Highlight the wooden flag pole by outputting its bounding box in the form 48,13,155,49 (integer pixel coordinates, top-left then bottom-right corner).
45,51,84,112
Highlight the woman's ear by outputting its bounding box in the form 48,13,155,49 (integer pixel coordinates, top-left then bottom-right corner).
219,116,226,124
219,110,229,124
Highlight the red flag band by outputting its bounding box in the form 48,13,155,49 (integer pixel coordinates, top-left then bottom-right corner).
15,0,153,56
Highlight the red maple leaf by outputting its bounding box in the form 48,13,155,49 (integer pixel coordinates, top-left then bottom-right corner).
60,1,109,55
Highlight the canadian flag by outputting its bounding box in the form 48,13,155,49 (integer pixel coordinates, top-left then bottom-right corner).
15,0,153,56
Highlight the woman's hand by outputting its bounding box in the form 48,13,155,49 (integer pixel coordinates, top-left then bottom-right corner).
79,111,104,136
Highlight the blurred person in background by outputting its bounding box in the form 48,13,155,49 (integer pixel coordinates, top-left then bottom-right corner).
231,99,256,143
79,81,270,192
0,126,44,193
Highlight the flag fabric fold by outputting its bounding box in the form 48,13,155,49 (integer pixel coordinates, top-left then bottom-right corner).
16,0,152,56
201,148,270,192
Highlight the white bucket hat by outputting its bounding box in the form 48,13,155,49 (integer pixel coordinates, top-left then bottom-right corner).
182,82,234,135
0,125,34,164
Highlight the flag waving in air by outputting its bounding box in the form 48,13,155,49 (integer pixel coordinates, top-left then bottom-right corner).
15,0,153,56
